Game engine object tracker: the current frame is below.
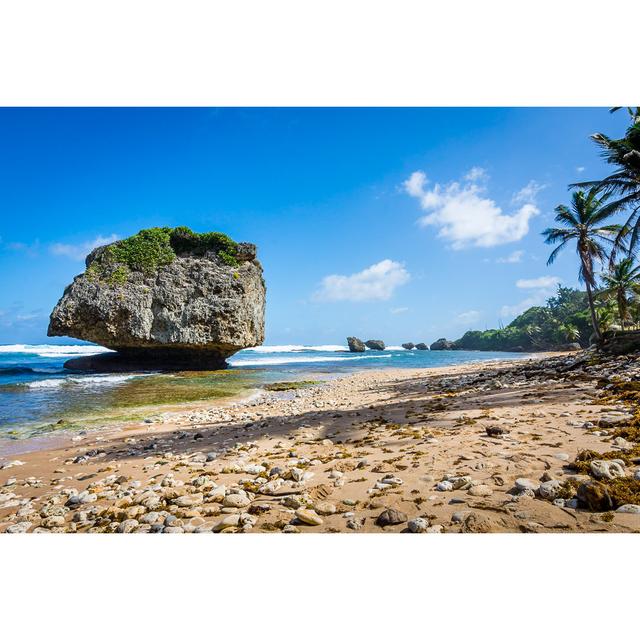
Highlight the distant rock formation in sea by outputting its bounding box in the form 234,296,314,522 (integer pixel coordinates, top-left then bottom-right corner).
402,342,415,350
48,227,265,370
365,339,385,351
347,336,366,352
415,343,429,350
430,338,456,351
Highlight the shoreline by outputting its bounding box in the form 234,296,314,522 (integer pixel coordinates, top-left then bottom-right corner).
0,350,533,455
2,351,639,533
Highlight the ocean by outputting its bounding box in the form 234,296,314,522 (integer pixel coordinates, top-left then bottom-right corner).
0,343,528,441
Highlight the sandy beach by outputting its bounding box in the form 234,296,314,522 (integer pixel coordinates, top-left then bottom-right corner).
2,351,640,533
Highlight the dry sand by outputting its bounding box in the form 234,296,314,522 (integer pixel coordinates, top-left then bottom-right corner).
2,352,639,533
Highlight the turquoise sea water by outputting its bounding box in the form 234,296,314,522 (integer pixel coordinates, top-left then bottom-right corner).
0,343,528,441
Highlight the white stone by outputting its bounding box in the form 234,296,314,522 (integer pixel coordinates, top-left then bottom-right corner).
538,480,562,501
515,478,539,492
590,460,625,480
5,521,32,534
616,504,640,514
295,508,323,525
213,514,241,532
223,494,250,508
314,501,336,515
408,517,429,533
468,484,493,497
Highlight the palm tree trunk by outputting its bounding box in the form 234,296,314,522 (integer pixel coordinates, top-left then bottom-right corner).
617,290,627,330
585,279,602,342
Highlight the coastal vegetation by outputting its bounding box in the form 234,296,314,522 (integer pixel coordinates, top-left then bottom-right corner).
455,286,592,351
458,107,640,352
89,226,240,279
544,107,640,343
542,188,622,341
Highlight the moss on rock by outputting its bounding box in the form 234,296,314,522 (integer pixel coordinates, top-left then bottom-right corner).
88,226,240,282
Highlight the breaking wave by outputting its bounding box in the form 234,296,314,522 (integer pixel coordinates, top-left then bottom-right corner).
231,354,393,366
0,344,112,358
23,373,148,390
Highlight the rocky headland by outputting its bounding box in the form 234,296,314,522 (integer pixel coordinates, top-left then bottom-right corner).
48,227,265,370
430,338,456,350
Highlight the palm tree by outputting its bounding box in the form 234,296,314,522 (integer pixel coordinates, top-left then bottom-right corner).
596,301,618,333
560,323,580,343
572,107,640,254
542,188,624,342
599,257,640,330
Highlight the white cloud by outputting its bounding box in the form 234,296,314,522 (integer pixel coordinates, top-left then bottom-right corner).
15,312,40,322
403,170,540,249
496,250,524,264
516,275,561,289
50,234,119,261
512,180,545,204
6,240,41,257
500,296,543,318
455,310,480,324
463,166,487,182
576,166,585,173
501,275,562,318
0,307,43,327
403,171,427,197
313,259,410,302
390,306,409,315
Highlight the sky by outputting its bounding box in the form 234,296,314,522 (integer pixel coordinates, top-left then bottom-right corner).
0,107,631,346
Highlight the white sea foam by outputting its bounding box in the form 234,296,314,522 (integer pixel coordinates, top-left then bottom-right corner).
0,344,112,358
24,378,67,389
240,344,409,353
24,373,147,390
241,344,349,353
231,354,393,366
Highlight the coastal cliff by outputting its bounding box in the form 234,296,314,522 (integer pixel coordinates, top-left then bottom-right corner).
48,227,265,369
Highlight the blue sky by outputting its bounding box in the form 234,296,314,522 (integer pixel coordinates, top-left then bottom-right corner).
0,107,630,346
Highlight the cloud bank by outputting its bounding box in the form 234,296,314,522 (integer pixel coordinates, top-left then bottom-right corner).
314,259,410,302
501,275,561,318
403,168,540,249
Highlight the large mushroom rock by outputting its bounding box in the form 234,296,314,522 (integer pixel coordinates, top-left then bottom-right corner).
430,338,456,351
365,339,385,351
401,342,415,350
48,227,266,370
414,343,429,350
346,336,366,352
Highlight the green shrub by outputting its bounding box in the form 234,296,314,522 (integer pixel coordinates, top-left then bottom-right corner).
106,227,175,273
169,227,239,266
107,264,130,286
88,226,239,278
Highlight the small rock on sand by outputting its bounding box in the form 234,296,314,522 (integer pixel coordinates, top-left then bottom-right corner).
296,508,323,525
375,508,408,527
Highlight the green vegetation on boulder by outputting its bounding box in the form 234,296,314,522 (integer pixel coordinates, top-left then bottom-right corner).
88,226,240,283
